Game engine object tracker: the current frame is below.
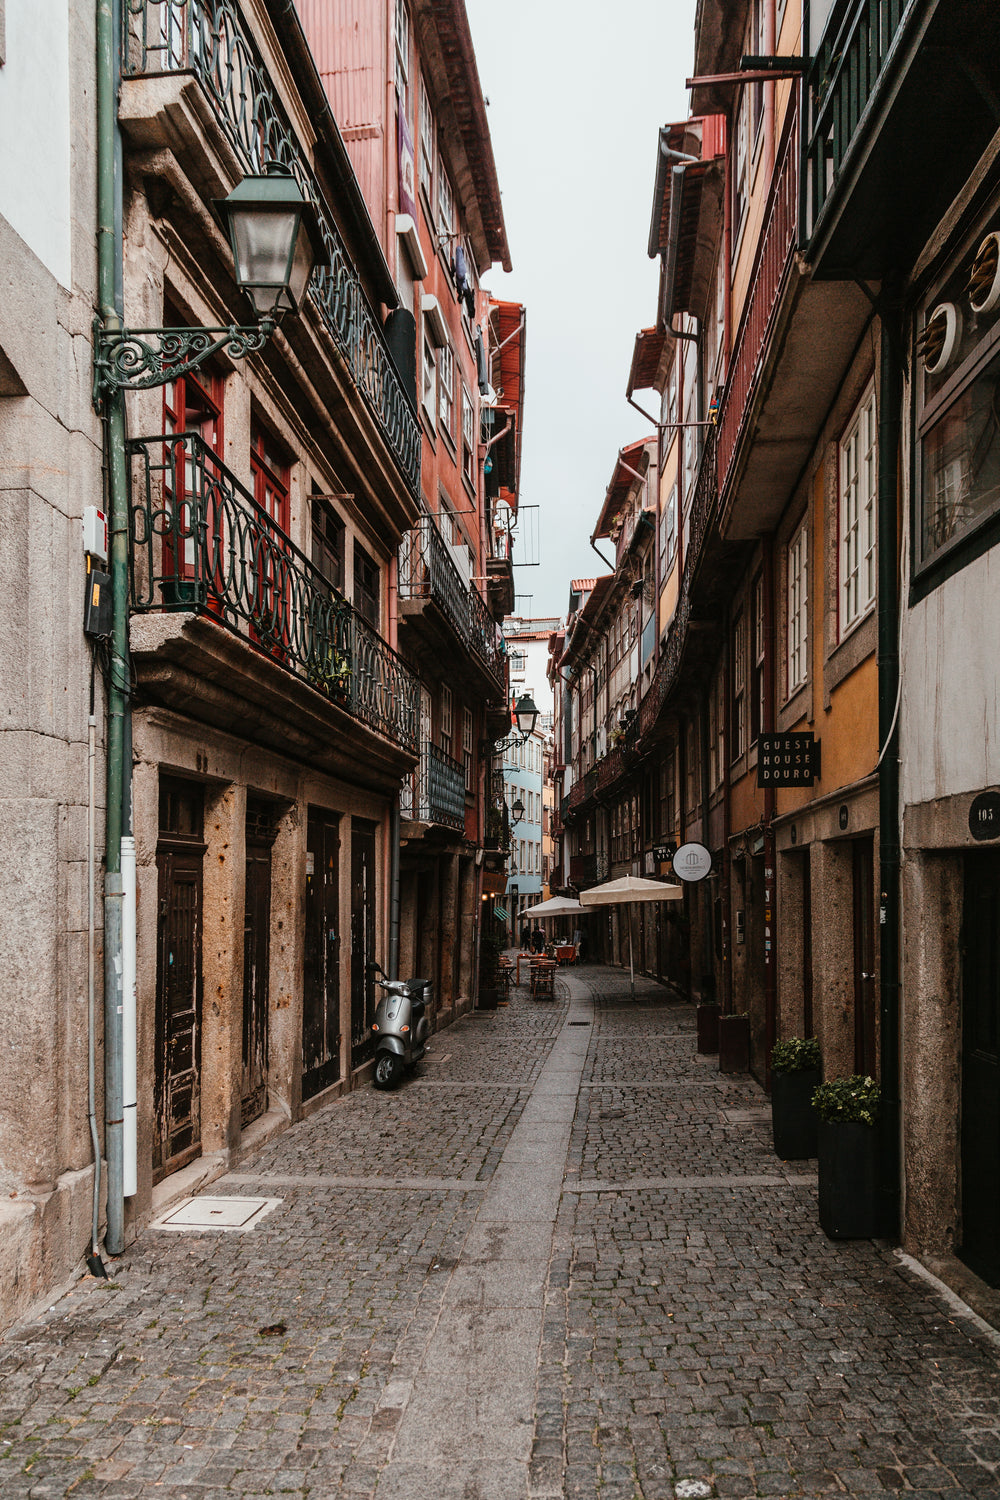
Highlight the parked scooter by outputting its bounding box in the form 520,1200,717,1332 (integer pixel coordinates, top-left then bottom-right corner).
369,963,432,1089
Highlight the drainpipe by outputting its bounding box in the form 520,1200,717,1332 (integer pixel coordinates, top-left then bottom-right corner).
762,539,777,1090
389,798,401,982
97,0,127,1255
877,292,902,1243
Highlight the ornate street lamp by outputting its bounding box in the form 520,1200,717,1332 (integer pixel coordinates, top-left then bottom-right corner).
513,692,539,742
94,163,324,398
510,795,525,828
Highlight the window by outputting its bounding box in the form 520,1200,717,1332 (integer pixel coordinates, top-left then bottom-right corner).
394,0,411,122
710,670,726,790
418,75,434,191
787,521,808,695
750,572,765,745
749,0,764,144
438,341,455,440
659,485,677,583
686,719,698,812
840,385,877,635
463,707,473,792
440,683,453,753
509,650,526,673
251,425,289,532
162,362,224,583
422,332,437,427
732,89,749,246
311,490,345,593
437,157,455,240
731,611,747,761
461,386,476,484
353,541,380,629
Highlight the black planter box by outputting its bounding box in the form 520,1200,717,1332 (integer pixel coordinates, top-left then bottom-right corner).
696,1001,720,1054
718,1013,750,1074
818,1119,879,1238
771,1067,821,1159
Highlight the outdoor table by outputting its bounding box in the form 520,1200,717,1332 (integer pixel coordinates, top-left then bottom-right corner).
553,944,576,965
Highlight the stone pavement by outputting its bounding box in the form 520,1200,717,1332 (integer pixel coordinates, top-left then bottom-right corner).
2,966,1000,1498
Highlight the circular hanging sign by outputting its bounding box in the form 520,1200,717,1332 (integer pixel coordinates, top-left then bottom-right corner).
672,842,713,882
969,790,1000,841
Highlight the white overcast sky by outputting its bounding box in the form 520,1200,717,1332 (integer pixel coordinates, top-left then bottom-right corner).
465,0,695,619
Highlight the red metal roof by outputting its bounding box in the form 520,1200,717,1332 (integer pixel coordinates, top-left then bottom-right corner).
627,328,674,399
592,441,652,541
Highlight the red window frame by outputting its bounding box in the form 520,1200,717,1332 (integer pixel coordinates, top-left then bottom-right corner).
162,366,225,609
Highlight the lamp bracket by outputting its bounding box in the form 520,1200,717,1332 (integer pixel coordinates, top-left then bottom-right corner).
93,320,277,404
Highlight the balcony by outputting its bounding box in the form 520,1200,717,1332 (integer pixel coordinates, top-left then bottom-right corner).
127,431,419,786
804,0,1000,280
400,743,466,836
715,94,871,540
121,0,420,501
397,516,506,696
569,853,598,888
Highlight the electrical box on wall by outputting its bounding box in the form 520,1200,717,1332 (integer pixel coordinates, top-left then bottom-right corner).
82,506,108,565
83,557,112,639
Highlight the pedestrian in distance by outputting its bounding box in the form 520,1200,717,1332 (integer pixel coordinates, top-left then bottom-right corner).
531,924,545,954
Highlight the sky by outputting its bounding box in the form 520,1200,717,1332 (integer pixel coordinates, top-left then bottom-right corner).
464,0,695,620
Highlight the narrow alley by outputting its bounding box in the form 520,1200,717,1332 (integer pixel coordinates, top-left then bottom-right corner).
2,969,999,1500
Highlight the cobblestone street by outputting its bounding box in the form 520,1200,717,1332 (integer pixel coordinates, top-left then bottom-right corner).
2,966,1000,1499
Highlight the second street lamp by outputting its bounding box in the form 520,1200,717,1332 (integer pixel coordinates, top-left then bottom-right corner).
513,692,539,742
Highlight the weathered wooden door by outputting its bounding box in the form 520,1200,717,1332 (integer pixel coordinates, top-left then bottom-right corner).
241,804,276,1128
154,847,204,1181
302,810,340,1101
852,838,877,1075
351,819,378,1069
960,850,1000,1285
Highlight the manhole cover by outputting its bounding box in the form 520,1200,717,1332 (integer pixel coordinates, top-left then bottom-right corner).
152,1196,282,1232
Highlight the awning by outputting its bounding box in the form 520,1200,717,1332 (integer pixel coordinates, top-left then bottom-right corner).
592,441,652,541
493,903,509,922
627,328,675,400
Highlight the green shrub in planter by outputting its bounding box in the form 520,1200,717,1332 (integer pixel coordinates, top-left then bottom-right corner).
812,1075,881,1238
771,1036,821,1074
770,1036,821,1160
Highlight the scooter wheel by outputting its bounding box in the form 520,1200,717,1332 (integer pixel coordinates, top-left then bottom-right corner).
373,1053,403,1090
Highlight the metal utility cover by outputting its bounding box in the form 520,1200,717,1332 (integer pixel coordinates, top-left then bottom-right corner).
153,1195,282,1232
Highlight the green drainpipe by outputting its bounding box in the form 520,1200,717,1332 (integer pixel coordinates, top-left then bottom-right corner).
97,0,127,1255
877,289,902,1243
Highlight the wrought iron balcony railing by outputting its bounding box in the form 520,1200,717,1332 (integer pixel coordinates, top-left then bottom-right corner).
400,741,466,830
128,430,419,754
716,98,799,501
122,0,420,500
397,516,505,692
804,0,911,243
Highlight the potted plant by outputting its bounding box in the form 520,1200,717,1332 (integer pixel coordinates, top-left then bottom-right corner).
812,1075,881,1239
770,1037,821,1159
718,1011,750,1073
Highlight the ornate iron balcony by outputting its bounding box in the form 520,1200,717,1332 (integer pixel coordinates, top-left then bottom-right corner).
397,516,505,693
128,430,419,754
401,741,466,830
122,0,420,500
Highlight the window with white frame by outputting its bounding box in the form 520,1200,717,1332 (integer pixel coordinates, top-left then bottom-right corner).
732,89,749,247
731,610,747,761
461,385,475,484
840,385,877,635
436,156,454,241
394,0,410,122
422,332,436,427
787,520,808,695
440,683,453,753
438,341,455,440
462,706,473,792
418,75,434,191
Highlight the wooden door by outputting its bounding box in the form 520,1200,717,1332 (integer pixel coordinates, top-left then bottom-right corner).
154,847,204,1181
351,819,378,1069
302,810,341,1101
960,850,1000,1285
241,805,275,1128
852,838,877,1075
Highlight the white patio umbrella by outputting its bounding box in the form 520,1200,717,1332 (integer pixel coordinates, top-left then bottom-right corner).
520,895,589,918
579,876,683,1000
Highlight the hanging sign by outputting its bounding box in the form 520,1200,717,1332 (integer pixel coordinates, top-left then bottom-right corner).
757,733,821,787
673,842,712,882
